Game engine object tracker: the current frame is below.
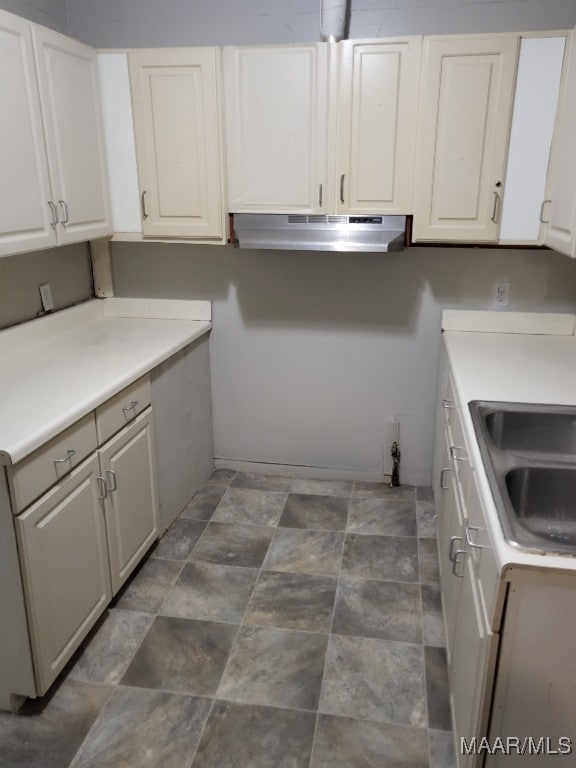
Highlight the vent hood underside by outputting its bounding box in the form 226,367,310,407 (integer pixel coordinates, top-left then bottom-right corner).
233,214,407,252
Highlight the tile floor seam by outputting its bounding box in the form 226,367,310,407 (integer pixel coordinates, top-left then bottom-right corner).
63,682,124,768
309,492,351,765
211,491,286,705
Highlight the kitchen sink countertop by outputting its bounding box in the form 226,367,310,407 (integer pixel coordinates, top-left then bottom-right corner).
0,298,211,465
442,309,576,575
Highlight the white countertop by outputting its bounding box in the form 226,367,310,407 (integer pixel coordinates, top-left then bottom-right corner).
0,298,211,465
443,311,576,575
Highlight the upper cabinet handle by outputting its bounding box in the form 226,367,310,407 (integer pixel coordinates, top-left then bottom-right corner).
540,199,551,224
319,184,323,208
340,174,345,204
141,191,148,219
491,191,500,224
47,201,58,228
58,200,69,225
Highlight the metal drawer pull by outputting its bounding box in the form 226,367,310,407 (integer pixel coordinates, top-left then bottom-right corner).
53,449,76,467
491,190,500,223
58,200,69,225
47,201,58,228
465,525,483,550
540,199,551,224
442,399,455,409
449,535,463,562
450,445,466,462
97,476,108,500
440,467,450,490
106,470,117,492
452,549,467,577
122,400,139,416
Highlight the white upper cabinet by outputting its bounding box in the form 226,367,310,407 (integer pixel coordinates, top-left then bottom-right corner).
499,35,566,244
413,35,518,242
544,30,576,258
336,37,421,215
224,44,329,213
129,48,225,240
0,9,112,258
0,10,56,258
32,24,111,243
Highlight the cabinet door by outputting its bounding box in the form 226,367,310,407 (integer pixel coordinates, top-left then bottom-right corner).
224,44,329,213
0,10,56,258
99,409,159,595
498,35,565,244
32,24,112,243
15,455,111,695
438,438,466,662
449,554,495,768
336,37,421,214
129,48,224,240
413,35,518,242
544,30,576,258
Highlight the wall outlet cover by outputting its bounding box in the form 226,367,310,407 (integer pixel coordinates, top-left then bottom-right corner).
39,283,54,312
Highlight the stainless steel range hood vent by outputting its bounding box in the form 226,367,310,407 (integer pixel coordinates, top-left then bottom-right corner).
233,214,407,252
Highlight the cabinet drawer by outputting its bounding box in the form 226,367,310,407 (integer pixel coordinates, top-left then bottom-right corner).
9,413,97,514
96,375,151,445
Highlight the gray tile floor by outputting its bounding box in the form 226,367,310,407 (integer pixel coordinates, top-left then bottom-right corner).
0,470,457,768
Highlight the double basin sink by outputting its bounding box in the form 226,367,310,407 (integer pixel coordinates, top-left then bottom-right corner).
469,402,576,556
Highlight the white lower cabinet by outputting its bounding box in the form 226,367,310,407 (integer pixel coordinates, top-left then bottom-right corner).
13,395,158,697
433,343,576,767
15,455,111,694
435,354,500,767
99,410,158,594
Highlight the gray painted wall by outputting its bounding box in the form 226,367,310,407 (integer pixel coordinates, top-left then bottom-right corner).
0,244,93,330
0,0,66,32
112,243,576,485
66,0,576,48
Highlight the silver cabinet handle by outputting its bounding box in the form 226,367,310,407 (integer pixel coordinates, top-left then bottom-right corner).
319,184,323,208
440,467,450,490
122,400,139,416
58,200,69,225
53,448,76,468
340,174,345,204
47,201,58,228
442,399,455,409
465,525,483,550
97,475,108,500
106,469,117,492
141,191,148,219
491,190,500,223
540,199,551,224
450,445,466,462
449,535,463,562
452,549,467,577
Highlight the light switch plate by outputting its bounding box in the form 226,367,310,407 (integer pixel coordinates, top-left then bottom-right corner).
39,283,54,312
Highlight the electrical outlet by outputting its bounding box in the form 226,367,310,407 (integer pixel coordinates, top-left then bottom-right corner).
493,279,511,308
39,283,54,313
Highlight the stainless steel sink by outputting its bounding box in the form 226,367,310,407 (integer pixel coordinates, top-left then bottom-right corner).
469,401,576,556
506,466,576,546
484,406,576,458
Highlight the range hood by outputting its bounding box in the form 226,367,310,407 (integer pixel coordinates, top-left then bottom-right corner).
233,214,407,252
